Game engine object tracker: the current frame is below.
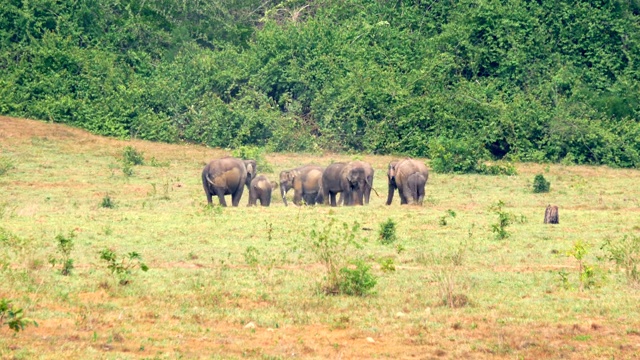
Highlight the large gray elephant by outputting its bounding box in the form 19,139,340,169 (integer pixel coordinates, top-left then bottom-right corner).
248,175,277,207
279,165,324,206
386,158,429,205
318,161,372,206
201,157,255,207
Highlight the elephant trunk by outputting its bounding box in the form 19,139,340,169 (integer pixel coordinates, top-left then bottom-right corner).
386,180,395,205
280,184,289,206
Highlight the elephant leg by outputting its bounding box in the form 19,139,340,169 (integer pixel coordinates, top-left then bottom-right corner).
364,186,371,205
248,188,256,207
386,185,395,205
417,187,425,206
205,189,213,205
402,183,414,205
330,192,337,207
214,189,228,207
398,188,408,205
263,192,271,207
302,192,314,205
293,190,303,206
231,187,244,207
343,190,352,206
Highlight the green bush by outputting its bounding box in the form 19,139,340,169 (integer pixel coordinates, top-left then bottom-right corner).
338,260,377,296
1,299,37,333
429,137,487,174
99,248,149,285
602,235,640,285
100,194,115,208
122,146,145,166
378,218,397,245
48,230,76,276
533,174,551,193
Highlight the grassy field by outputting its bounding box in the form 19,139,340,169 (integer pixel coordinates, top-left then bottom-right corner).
1,116,639,359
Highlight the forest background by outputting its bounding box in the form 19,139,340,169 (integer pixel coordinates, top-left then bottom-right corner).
1,0,639,168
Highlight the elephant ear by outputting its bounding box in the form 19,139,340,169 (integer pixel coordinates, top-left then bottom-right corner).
246,163,254,176
288,171,297,182
271,181,278,190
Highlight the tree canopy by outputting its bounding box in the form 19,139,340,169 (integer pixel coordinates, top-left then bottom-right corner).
1,0,639,167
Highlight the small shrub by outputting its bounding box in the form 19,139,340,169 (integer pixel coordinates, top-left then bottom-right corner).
232,146,273,172
306,218,373,295
99,248,149,285
379,258,396,273
122,163,134,177
101,194,115,208
338,260,377,296
533,174,551,193
122,146,145,166
565,241,603,291
1,299,37,332
378,218,397,245
602,235,640,285
48,230,76,276
244,246,260,267
0,156,14,176
149,157,169,167
490,201,513,240
480,162,518,176
439,209,457,226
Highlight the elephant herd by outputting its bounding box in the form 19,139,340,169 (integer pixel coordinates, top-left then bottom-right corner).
201,157,429,207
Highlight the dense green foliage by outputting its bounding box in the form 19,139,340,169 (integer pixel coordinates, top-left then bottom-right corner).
1,0,639,167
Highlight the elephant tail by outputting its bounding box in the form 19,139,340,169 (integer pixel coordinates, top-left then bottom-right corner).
205,174,216,187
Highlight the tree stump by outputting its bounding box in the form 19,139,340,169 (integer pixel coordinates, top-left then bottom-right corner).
544,205,559,224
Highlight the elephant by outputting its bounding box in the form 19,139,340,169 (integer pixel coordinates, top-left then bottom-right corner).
386,158,429,205
279,165,324,206
248,175,277,207
318,161,373,206
201,157,255,207
243,159,257,190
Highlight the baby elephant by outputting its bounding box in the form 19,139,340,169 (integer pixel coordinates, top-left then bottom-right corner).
249,175,278,207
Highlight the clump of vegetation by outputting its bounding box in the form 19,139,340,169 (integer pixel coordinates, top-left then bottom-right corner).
430,236,473,308
149,157,169,167
122,146,145,166
122,162,134,177
307,218,376,296
533,174,551,193
1,299,37,332
378,218,397,245
490,201,514,240
378,258,396,273
99,248,149,285
338,260,377,296
244,246,260,267
429,138,516,175
232,146,273,172
48,230,76,276
0,156,14,176
100,193,115,208
439,209,457,226
602,235,640,286
562,241,603,291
